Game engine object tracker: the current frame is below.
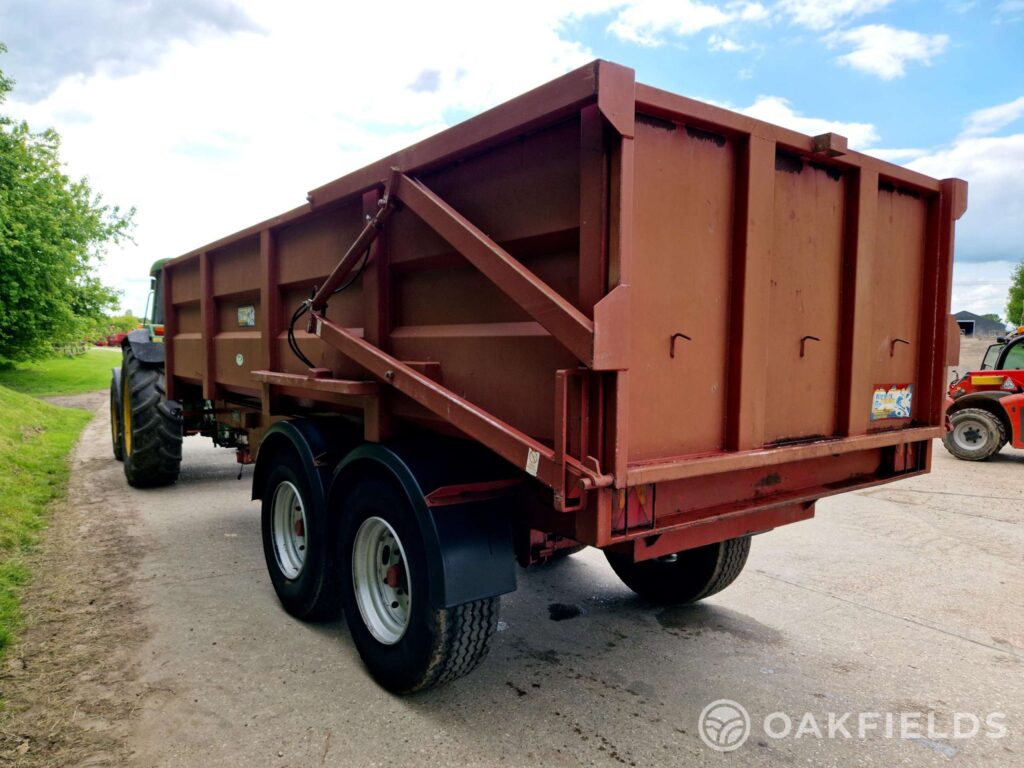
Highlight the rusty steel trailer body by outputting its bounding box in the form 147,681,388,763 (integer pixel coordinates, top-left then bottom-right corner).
123,60,966,690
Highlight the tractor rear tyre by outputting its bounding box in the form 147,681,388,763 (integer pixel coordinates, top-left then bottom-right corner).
339,478,499,693
943,407,1006,461
121,346,182,487
605,536,751,605
110,372,124,461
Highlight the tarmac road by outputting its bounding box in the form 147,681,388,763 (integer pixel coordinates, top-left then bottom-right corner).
115,424,1022,766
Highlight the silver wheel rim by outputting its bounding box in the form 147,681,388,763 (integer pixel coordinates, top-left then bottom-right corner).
352,516,411,645
951,418,990,452
271,481,307,579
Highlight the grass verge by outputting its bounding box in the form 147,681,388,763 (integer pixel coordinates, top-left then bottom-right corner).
0,384,91,660
0,347,119,396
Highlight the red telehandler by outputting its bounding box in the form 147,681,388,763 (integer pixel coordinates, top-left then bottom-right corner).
944,328,1024,460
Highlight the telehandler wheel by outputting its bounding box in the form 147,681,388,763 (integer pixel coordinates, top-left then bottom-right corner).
121,346,182,487
110,372,124,461
339,478,499,693
605,535,751,605
260,452,342,621
942,407,1006,461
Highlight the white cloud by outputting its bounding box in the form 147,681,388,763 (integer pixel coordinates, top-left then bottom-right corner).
825,24,950,79
864,147,929,162
709,34,745,51
908,133,1024,264
605,1,769,46
737,2,770,21
607,0,733,45
740,95,880,147
960,95,1024,138
777,0,895,30
951,261,1017,318
8,0,615,314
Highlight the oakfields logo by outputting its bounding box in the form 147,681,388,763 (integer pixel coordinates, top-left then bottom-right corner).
698,700,1008,752
698,700,751,752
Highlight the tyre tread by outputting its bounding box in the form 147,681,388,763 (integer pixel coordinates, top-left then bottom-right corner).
418,597,499,691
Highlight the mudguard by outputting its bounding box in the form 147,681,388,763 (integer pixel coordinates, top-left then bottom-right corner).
123,329,165,365
250,418,361,509
330,440,517,609
948,390,1015,438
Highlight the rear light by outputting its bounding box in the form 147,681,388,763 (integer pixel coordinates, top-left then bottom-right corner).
153,325,165,336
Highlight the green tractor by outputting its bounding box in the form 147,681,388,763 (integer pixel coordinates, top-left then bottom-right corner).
109,259,183,486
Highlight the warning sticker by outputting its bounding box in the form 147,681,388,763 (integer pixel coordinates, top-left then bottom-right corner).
871,384,913,420
525,448,541,477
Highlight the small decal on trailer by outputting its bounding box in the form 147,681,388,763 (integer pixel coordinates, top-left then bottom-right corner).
237,305,256,327
871,383,913,420
235,353,245,367
525,448,540,477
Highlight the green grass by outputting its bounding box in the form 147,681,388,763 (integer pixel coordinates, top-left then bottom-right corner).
0,347,119,396
0,384,91,658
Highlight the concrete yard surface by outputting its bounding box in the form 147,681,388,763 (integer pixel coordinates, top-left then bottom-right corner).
123,434,1022,767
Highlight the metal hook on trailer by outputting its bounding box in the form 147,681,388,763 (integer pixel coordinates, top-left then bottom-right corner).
669,332,691,359
800,335,821,358
890,338,910,357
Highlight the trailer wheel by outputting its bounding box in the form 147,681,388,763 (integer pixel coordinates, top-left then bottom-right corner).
340,478,498,693
605,536,751,605
121,347,182,487
110,372,124,461
260,453,341,620
942,408,1006,461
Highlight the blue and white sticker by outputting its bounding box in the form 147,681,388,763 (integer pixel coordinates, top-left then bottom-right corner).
871,384,913,420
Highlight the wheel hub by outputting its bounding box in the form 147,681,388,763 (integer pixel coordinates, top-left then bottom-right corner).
352,516,411,645
271,481,307,580
952,419,988,451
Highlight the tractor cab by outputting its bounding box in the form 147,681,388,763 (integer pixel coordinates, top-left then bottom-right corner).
943,327,1024,460
140,258,170,342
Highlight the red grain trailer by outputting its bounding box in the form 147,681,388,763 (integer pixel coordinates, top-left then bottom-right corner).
110,61,966,692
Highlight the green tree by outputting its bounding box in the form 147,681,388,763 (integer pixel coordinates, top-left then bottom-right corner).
1007,261,1024,329
0,44,133,361
982,313,1003,324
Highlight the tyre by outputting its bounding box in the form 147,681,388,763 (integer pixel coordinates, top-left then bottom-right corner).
943,407,1006,461
260,452,342,621
110,372,124,461
340,478,499,693
605,536,751,605
121,346,182,487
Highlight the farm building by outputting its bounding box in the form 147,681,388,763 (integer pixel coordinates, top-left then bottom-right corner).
954,310,1008,338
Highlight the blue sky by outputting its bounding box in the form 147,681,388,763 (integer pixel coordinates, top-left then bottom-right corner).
1,0,1022,319
564,2,1023,149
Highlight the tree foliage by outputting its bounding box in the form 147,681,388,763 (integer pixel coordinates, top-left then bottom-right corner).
0,44,133,361
1007,261,1024,329
982,313,1003,324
